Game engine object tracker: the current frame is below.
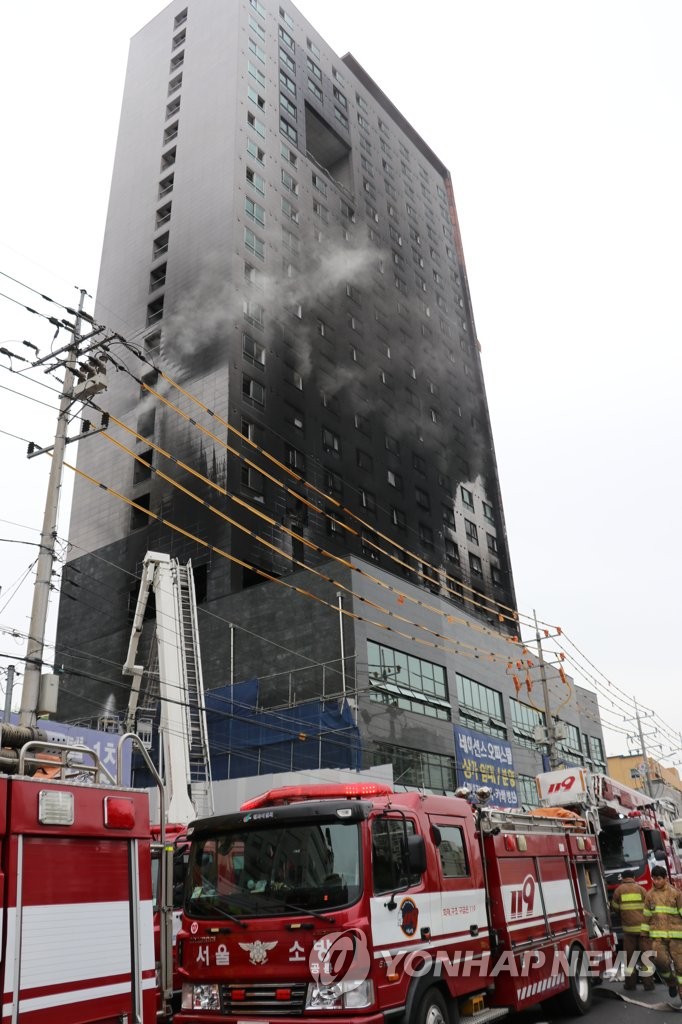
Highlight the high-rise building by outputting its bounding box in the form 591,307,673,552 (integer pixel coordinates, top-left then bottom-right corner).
55,0,604,792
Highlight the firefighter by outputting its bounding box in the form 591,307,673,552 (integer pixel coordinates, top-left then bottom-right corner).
611,869,653,990
642,865,682,999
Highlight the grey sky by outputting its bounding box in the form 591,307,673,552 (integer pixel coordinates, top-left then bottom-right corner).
1,1,680,765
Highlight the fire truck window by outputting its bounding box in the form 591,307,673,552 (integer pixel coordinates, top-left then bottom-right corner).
436,825,469,877
372,818,418,894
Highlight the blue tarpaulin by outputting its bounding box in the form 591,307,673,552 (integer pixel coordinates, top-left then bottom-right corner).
205,679,361,780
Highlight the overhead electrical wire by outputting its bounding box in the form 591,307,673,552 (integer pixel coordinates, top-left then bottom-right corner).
5,269,676,757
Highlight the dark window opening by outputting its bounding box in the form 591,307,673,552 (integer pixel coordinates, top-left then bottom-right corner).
130,493,150,530
133,449,153,484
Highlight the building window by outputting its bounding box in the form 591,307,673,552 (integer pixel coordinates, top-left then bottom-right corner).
249,38,265,62
322,428,340,455
168,73,183,96
392,507,406,529
146,297,164,326
174,8,188,28
245,196,265,225
160,147,176,171
165,96,181,120
456,673,506,738
242,374,265,406
246,166,266,194
279,46,296,74
247,111,266,138
324,468,342,495
133,449,153,484
169,50,184,72
278,4,293,27
149,264,167,292
419,523,433,547
249,60,266,88
371,742,456,793
130,493,151,530
312,172,327,196
281,197,299,223
367,640,450,721
486,533,498,554
247,139,265,164
158,173,174,199
280,170,298,196
461,486,474,510
445,539,459,563
243,332,265,366
306,56,321,79
244,228,265,259
241,465,265,500
155,202,172,228
483,501,495,523
385,435,400,456
442,505,455,528
279,24,295,49
285,445,306,472
356,449,373,472
163,121,179,144
280,117,298,144
360,490,376,513
334,108,349,130
415,487,430,510
387,469,402,490
469,553,482,576
280,92,297,118
511,699,545,750
308,78,323,102
518,775,540,808
464,519,478,543
313,199,328,222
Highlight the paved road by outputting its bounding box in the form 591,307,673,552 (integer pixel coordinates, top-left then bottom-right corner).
505,979,682,1023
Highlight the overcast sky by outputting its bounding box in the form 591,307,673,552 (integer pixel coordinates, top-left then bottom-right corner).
1,1,680,767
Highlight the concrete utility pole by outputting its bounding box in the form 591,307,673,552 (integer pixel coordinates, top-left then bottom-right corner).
3,664,15,722
534,609,560,769
634,698,653,797
19,291,87,727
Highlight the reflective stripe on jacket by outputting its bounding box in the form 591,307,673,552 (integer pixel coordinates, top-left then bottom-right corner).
642,881,682,939
612,881,647,933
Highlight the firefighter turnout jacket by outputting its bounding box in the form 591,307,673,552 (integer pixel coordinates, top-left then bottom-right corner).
612,880,647,933
642,881,682,939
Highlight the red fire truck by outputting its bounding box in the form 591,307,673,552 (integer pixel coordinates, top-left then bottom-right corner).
175,782,614,1023
536,767,682,898
0,725,167,1024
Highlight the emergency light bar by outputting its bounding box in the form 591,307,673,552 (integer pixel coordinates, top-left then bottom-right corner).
240,782,393,811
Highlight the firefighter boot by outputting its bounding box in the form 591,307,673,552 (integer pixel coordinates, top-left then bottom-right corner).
624,974,637,991
642,977,655,992
668,983,678,998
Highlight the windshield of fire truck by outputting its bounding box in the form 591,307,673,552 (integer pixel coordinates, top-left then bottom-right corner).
186,821,361,917
599,821,647,874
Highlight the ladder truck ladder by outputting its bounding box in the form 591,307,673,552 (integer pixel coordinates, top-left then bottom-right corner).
123,551,214,824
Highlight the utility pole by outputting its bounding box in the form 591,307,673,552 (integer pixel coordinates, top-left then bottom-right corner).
534,609,560,769
3,665,15,722
634,698,653,797
19,291,87,727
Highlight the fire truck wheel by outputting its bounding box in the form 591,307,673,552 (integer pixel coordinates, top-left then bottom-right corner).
414,987,455,1024
551,944,592,1017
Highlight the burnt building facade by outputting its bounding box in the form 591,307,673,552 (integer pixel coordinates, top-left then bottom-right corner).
56,0,519,752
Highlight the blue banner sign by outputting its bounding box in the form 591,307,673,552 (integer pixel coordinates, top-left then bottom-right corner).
453,724,518,807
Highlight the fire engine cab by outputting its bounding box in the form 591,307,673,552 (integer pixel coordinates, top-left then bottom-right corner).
176,782,614,1023
536,767,682,897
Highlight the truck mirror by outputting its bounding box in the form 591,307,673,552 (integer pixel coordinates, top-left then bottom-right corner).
654,850,667,862
407,834,426,874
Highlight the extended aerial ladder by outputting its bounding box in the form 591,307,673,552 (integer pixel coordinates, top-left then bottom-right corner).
123,551,214,823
